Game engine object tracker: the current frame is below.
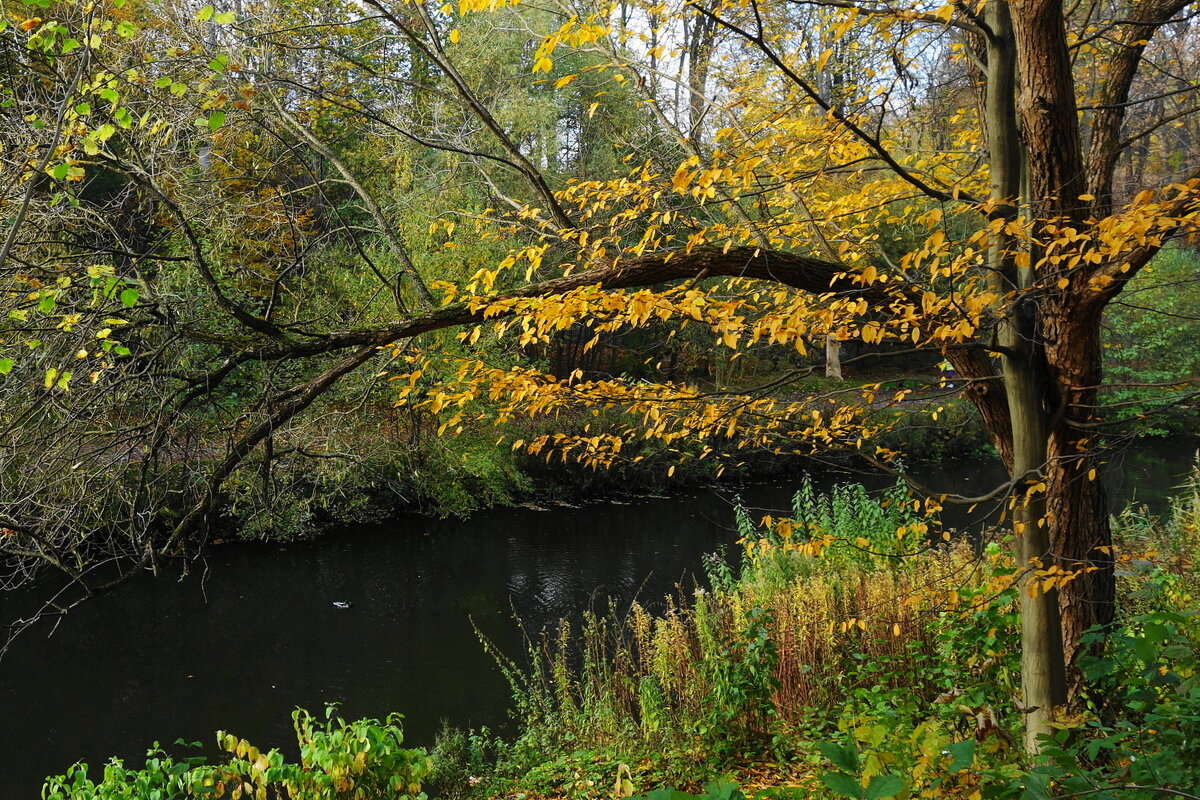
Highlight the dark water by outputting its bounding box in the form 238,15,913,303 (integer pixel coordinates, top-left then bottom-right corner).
0,439,1194,796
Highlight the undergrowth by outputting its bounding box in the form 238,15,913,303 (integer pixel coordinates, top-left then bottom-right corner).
459,472,1200,800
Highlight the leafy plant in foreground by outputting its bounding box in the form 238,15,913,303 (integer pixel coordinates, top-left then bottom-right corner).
41,707,430,800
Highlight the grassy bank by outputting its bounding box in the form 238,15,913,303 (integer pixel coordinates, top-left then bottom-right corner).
436,474,1199,800
44,471,1200,800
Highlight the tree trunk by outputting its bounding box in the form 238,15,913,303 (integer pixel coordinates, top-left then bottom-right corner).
1041,301,1117,673
1004,328,1069,754
685,6,718,139
984,0,1069,752
825,334,842,380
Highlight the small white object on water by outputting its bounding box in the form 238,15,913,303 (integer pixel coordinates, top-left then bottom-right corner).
333,601,352,609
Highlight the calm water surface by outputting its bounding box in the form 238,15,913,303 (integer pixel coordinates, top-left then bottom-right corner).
0,439,1194,796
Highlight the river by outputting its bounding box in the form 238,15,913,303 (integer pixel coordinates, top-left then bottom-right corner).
1,439,1195,796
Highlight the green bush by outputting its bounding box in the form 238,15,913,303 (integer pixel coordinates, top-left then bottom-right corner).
42,707,430,800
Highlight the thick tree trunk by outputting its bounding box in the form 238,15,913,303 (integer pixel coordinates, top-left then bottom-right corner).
1005,351,1069,753
1041,303,1117,672
1010,0,1087,220
984,0,1068,752
1046,439,1114,670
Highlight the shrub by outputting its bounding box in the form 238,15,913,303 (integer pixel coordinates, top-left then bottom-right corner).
41,707,430,800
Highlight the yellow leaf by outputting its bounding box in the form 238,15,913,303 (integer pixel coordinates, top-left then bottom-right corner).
449,28,461,43
554,73,577,89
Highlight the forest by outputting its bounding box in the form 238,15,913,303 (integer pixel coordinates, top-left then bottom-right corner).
2,0,1200,795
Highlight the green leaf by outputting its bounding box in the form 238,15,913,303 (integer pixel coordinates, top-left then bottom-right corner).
74,102,91,114
1162,643,1193,661
0,359,14,374
819,772,864,800
1019,771,1051,800
816,742,859,774
701,781,745,800
864,775,903,800
207,111,226,132
60,37,80,53
945,739,975,772
49,162,70,181
119,287,139,308
214,11,236,24
154,77,171,89
116,20,137,37
208,53,229,72
642,791,693,800
196,5,214,21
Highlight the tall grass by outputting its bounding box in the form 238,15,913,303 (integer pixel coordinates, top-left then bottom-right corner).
1112,462,1200,614
489,478,1011,789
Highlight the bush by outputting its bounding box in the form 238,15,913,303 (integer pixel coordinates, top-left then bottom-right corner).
485,479,1018,797
41,707,430,800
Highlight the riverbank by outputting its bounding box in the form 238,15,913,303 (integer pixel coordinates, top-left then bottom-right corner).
32,463,1200,800
441,472,1200,800
212,393,998,542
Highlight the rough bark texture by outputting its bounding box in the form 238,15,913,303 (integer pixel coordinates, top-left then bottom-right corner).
1011,0,1087,218
945,347,1013,470
1008,0,1123,719
1040,299,1116,672
988,0,1072,748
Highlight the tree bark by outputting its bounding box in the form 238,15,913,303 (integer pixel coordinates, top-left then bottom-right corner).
1011,0,1087,220
825,333,842,380
1041,300,1116,673
985,0,1068,751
